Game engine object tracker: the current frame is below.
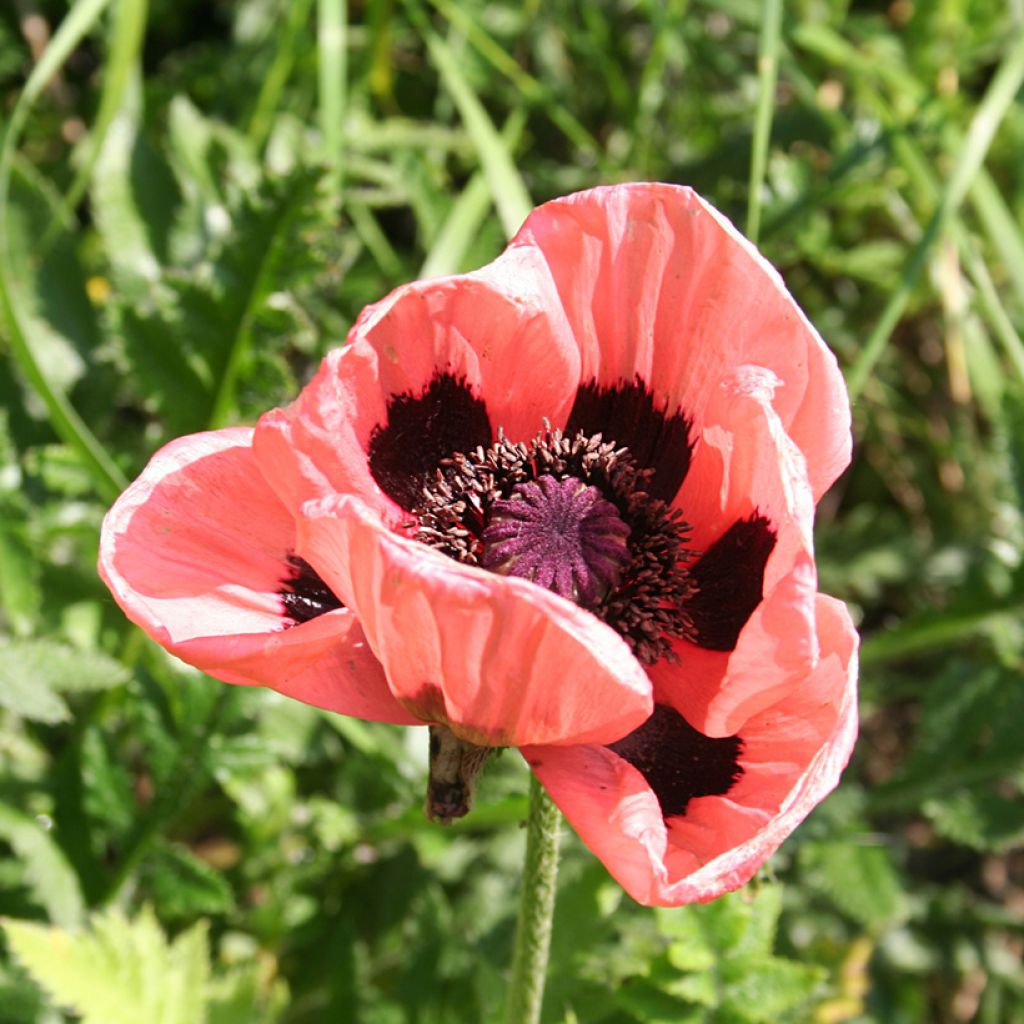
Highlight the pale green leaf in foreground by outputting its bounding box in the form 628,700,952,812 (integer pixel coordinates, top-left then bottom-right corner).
2,907,209,1024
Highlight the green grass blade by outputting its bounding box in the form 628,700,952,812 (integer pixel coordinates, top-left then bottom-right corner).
407,1,532,238
318,0,348,204
349,200,403,277
0,0,126,501
846,30,1024,402
14,0,113,106
843,92,1024,385
860,596,1024,667
969,168,1024,306
958,233,1024,380
46,0,149,243
206,185,312,429
428,0,601,162
747,0,782,243
248,0,316,148
420,110,526,278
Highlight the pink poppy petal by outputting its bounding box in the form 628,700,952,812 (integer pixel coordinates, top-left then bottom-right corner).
648,379,821,736
253,265,580,524
295,494,653,747
98,428,416,724
508,183,851,501
523,594,858,906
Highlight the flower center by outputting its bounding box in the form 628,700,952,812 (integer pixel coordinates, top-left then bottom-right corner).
413,428,696,665
481,475,631,606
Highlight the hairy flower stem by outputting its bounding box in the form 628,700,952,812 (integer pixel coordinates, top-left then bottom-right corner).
504,773,561,1024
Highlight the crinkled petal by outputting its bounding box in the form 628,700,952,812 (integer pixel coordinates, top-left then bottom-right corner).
649,373,820,735
507,183,851,501
254,264,580,523
294,494,653,747
98,428,417,724
523,594,858,906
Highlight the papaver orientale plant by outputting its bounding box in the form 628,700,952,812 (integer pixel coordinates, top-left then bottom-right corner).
99,183,858,911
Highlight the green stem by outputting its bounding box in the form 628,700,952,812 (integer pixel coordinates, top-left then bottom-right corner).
504,774,561,1024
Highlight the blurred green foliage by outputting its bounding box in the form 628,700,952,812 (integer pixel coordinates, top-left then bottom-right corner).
0,0,1023,1020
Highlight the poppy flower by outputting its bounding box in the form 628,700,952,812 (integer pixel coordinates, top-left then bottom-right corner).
99,183,857,906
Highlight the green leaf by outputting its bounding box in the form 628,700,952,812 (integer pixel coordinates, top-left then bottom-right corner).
615,979,706,1023
166,94,258,210
112,161,320,432
0,962,49,1024
3,906,209,1024
691,890,753,956
0,802,84,928
720,957,827,1023
4,162,96,392
206,961,288,1024
52,0,150,232
0,522,39,637
80,725,137,833
115,292,215,434
664,969,718,1008
143,843,236,919
800,841,908,927
656,908,715,971
0,639,130,723
91,72,179,294
924,788,1024,852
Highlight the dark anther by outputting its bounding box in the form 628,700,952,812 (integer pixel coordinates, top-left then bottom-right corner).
279,554,344,624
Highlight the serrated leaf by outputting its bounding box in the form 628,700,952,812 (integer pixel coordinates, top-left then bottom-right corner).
615,979,706,1023
0,639,129,723
2,907,209,1024
0,962,49,1024
80,725,136,833
206,963,288,1024
664,969,719,1008
801,841,908,926
4,162,96,392
116,296,213,433
692,890,753,956
144,843,236,919
666,936,716,973
732,885,783,959
166,95,259,212
115,165,320,432
924,788,1024,852
720,957,827,1022
91,74,178,295
0,803,84,927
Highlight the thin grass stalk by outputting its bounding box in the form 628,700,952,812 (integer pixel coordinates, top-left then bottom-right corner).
747,0,783,243
846,30,1024,402
46,0,148,243
0,0,127,501
318,0,347,205
405,0,532,238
